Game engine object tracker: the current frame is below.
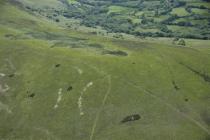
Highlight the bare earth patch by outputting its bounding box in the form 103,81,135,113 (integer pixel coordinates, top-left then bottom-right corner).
0,73,6,77
0,84,10,93
78,82,93,116
74,67,83,75
54,88,63,109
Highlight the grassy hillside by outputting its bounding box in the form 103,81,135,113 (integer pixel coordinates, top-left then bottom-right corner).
15,0,210,39
0,1,210,140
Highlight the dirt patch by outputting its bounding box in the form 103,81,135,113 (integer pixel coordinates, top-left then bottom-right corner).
121,114,141,123
74,67,83,75
0,73,5,77
54,88,63,109
78,82,93,115
0,84,10,93
179,62,210,83
102,50,128,56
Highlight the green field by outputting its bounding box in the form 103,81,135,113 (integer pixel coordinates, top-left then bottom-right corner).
10,0,210,39
171,7,190,16
0,1,210,140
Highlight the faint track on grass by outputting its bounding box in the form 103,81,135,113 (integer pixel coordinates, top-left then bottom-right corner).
34,48,210,135
93,75,210,137
126,81,210,135
89,75,111,140
29,49,107,76
34,127,58,140
30,48,114,138
5,59,16,70
155,48,210,128
153,48,177,89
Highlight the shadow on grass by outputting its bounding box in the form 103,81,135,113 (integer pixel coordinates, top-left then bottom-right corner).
179,62,210,83
102,50,128,56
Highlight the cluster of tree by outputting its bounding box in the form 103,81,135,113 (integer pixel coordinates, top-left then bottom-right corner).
23,0,210,40
25,6,62,22
173,38,186,46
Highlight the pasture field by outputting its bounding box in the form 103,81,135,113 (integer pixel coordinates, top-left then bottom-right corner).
0,1,210,140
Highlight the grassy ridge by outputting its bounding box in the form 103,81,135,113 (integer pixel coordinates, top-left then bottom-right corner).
0,2,210,140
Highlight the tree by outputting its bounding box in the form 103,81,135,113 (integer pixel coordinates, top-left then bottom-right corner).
155,8,159,17
172,37,179,44
55,19,60,22
178,39,186,46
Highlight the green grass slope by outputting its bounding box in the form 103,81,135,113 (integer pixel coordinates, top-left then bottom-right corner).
0,1,210,140
15,0,210,39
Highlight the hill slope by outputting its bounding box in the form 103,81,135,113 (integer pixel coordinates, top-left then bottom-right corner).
0,1,210,140
14,0,210,39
